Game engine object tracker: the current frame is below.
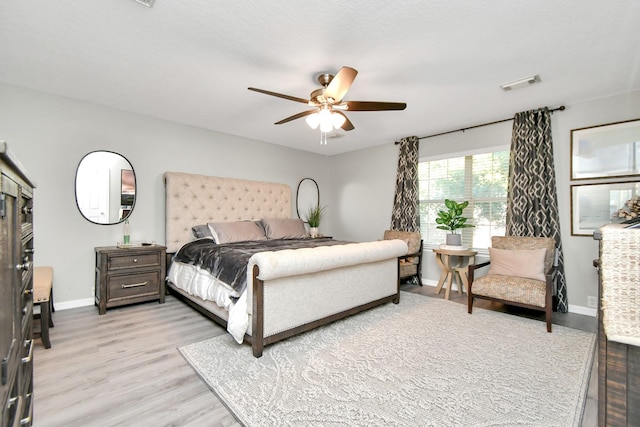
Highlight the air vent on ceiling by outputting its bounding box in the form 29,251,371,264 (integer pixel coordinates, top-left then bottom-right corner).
500,74,540,91
134,0,155,7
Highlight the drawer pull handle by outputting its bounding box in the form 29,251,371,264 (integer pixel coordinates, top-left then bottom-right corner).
122,281,147,289
21,340,34,364
16,261,31,271
22,206,33,215
7,395,23,416
133,258,138,263
8,395,19,407
20,393,32,426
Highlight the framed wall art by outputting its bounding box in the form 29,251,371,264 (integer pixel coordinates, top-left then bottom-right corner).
571,180,640,236
570,118,640,180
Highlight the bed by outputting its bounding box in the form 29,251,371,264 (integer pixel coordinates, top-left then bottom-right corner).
164,172,408,357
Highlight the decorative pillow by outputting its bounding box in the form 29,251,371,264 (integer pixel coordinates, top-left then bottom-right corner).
191,224,213,239
488,247,547,282
207,221,267,244
261,218,309,239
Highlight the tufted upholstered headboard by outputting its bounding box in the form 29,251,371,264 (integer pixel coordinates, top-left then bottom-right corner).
164,172,292,253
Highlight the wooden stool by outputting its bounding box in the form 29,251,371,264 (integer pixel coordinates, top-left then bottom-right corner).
33,266,55,349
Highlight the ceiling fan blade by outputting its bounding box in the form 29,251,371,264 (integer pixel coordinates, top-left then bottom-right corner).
274,109,317,125
345,101,407,111
248,87,309,104
324,67,358,102
335,111,355,131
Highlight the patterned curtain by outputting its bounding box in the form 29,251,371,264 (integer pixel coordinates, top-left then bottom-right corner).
391,136,420,232
506,108,567,312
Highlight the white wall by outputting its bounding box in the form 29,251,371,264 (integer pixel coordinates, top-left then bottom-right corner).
327,143,399,242
329,90,640,315
0,83,331,308
4,81,638,314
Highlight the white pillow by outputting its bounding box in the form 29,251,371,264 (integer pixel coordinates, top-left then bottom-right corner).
261,218,309,239
207,221,267,244
488,247,547,282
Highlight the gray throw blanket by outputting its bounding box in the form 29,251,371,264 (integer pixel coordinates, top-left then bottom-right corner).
173,238,348,295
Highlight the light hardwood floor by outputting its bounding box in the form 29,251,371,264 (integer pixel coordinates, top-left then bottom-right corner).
33,285,597,427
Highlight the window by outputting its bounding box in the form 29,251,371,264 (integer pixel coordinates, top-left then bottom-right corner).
419,148,509,249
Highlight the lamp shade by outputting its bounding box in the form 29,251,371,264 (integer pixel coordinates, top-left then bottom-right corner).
305,113,320,129
331,112,346,129
318,109,333,132
306,108,345,133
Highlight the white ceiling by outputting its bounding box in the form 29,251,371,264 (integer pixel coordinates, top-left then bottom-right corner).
1,1,639,156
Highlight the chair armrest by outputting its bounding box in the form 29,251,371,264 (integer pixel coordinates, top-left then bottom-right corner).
545,266,557,296
398,240,422,260
468,260,491,291
469,260,491,272
399,251,421,260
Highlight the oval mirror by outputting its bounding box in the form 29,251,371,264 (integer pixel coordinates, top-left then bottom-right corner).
75,151,136,225
296,178,320,220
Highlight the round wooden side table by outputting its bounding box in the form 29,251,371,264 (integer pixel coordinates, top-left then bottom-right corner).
432,248,477,300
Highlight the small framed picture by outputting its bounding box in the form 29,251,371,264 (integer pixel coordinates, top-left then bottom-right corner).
570,118,640,180
570,181,640,236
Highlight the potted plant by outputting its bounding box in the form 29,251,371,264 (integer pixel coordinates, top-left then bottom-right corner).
435,199,474,246
305,205,326,238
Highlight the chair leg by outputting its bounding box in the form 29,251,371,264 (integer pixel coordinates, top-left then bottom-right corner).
48,288,54,328
546,305,552,333
40,302,52,349
467,292,473,314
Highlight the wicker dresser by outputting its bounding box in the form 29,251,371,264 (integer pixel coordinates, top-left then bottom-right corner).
0,143,35,426
595,224,640,426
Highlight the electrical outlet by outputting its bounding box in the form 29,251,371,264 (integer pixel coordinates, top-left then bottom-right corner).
587,296,598,308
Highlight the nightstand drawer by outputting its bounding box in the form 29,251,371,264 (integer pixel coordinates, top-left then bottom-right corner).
108,252,161,270
108,271,160,301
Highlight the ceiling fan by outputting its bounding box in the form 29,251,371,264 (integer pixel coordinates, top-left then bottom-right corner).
248,66,406,133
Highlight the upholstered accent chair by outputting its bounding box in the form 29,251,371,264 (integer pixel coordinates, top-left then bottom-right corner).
383,230,423,285
467,236,556,332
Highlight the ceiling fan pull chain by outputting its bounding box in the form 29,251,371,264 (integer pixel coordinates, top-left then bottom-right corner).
320,131,328,145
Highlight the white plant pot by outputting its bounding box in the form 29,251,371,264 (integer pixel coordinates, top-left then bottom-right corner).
309,227,319,238
446,233,462,246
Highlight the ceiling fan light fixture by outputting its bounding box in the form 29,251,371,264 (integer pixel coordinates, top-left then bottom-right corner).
331,112,346,129
320,121,333,133
248,66,406,136
305,113,320,129
318,108,334,132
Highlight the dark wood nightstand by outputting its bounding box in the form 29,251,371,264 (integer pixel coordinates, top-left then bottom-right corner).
94,245,166,315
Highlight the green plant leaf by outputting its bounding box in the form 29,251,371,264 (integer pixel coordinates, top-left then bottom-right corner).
435,199,474,232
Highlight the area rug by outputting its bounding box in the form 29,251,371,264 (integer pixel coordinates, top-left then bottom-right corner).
179,292,596,427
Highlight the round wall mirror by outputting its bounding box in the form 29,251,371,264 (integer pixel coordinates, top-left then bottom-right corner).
75,150,136,225
296,178,320,220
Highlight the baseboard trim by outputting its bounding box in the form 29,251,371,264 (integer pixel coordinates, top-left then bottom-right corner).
54,298,94,311
419,279,596,317
568,304,597,317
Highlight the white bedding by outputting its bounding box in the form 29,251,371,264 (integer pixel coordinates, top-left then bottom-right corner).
167,261,249,343
167,261,239,309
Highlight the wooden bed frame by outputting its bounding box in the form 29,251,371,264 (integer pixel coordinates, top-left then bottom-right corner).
164,172,407,357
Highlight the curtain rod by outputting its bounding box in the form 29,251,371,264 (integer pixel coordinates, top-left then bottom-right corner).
395,105,565,143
